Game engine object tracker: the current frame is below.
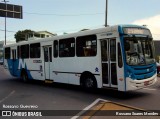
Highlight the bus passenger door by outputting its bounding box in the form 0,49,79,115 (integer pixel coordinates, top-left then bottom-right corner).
101,39,118,88
43,46,52,80
12,49,16,76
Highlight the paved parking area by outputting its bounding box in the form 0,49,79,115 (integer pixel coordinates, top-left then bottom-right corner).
72,98,160,119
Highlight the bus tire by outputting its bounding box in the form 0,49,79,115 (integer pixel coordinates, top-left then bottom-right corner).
21,70,28,82
80,72,97,89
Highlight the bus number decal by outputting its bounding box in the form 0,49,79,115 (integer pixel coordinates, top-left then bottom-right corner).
33,60,42,63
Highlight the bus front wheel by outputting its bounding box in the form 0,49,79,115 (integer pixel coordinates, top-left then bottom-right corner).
81,72,97,89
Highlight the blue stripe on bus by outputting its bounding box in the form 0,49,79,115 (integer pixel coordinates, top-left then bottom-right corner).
125,64,156,80
7,59,33,79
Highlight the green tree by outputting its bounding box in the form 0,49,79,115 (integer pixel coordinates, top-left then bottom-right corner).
14,29,34,42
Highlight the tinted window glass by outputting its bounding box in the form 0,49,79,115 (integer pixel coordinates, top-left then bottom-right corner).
30,43,40,58
21,44,29,58
17,46,21,58
54,40,58,58
101,40,108,61
59,38,75,57
76,35,97,57
5,47,10,59
118,43,123,68
110,39,116,61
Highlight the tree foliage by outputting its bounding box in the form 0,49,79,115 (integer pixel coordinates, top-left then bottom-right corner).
14,29,34,42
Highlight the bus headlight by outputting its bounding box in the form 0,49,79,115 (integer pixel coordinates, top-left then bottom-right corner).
127,71,135,79
127,71,132,78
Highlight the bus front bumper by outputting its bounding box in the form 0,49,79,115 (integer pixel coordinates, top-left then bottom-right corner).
126,73,157,91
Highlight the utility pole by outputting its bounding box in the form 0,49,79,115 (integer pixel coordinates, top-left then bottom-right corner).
105,0,108,27
2,0,9,45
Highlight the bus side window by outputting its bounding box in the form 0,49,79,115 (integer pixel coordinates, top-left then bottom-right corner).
17,46,21,58
110,39,116,61
44,47,48,62
30,43,41,58
54,40,58,58
5,47,11,59
101,40,108,61
21,44,29,59
59,38,75,57
76,35,97,57
118,43,123,68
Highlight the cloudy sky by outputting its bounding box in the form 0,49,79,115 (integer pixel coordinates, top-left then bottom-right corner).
133,15,160,40
0,0,160,42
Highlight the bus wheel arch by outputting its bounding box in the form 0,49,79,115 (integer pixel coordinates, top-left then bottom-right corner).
80,71,97,89
21,69,28,82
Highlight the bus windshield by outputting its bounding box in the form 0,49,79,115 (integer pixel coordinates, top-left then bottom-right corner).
124,36,155,66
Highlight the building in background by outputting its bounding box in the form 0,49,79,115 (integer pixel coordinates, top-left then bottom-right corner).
27,31,57,41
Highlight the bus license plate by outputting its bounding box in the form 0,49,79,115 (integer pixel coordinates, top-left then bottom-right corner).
144,81,150,86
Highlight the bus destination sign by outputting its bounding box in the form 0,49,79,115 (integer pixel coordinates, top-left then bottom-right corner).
123,28,152,36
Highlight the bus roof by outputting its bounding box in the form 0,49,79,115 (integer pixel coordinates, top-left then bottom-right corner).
4,24,150,47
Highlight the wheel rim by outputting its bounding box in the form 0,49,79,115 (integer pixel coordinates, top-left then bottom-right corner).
85,78,94,88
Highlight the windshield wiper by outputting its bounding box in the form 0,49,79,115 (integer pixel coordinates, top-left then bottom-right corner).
127,52,139,56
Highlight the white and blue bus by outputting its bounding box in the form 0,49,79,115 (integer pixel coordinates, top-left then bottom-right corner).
3,25,157,91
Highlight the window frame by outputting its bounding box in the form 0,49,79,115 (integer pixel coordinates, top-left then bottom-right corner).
59,38,75,58
76,35,97,57
30,43,41,58
4,47,11,59
21,44,29,59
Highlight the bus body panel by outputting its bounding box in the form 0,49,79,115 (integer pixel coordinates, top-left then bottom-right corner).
126,74,157,91
25,59,44,80
51,57,101,84
3,25,157,91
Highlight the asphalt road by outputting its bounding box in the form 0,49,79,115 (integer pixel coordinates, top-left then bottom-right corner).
0,65,160,119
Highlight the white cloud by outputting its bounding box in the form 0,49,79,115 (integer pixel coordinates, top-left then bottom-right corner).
132,15,160,40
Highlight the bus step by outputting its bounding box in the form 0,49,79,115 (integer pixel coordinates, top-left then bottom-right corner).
45,79,54,84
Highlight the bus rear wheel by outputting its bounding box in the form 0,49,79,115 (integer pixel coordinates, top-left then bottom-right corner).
21,71,28,82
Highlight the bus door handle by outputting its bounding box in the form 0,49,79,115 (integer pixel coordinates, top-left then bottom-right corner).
40,65,42,71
